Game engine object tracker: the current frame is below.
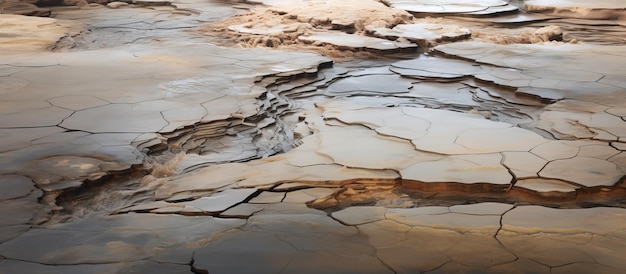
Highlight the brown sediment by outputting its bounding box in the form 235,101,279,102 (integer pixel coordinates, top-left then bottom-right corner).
308,177,626,213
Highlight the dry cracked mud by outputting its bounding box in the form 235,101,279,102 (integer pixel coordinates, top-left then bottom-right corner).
1,0,626,273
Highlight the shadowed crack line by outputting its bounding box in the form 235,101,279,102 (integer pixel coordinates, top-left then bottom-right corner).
493,205,520,263
421,258,453,274
190,251,209,274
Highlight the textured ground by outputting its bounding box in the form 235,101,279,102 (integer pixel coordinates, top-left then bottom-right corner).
1,0,626,273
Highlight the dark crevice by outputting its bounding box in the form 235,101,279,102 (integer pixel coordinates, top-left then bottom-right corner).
45,164,149,224
189,251,209,274
500,152,518,191
148,65,333,171
494,205,517,239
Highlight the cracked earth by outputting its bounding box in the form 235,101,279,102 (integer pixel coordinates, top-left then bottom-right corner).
1,0,626,273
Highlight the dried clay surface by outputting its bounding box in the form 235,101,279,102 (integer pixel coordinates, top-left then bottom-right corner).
1,0,626,273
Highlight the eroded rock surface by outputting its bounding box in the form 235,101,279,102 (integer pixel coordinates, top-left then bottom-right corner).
1,0,626,273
